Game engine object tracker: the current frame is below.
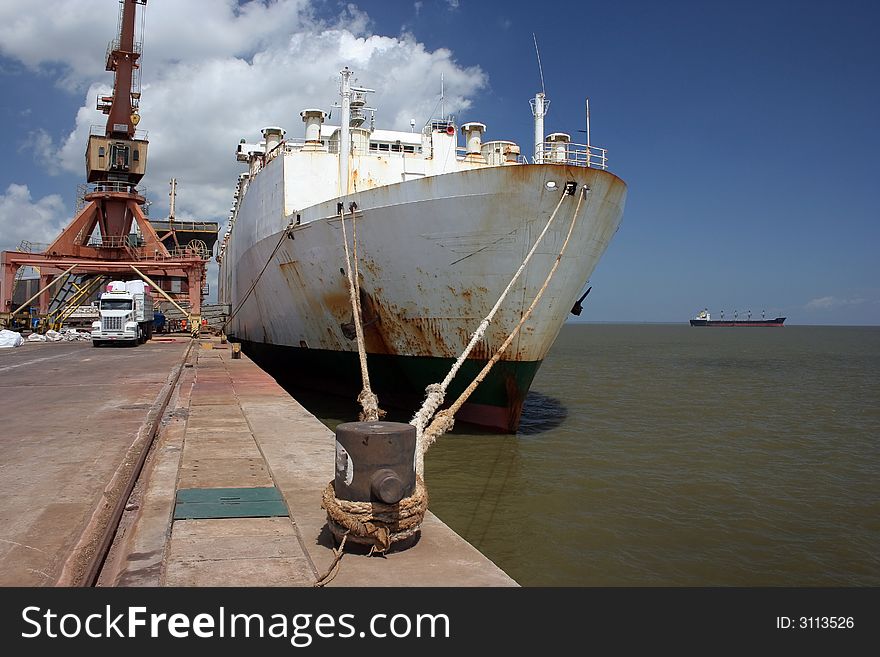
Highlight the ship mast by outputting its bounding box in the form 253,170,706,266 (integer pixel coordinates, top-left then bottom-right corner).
339,67,352,195
531,92,548,164
338,67,374,195
530,34,549,163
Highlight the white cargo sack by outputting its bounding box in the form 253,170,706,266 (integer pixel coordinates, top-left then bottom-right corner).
45,329,64,342
27,332,47,342
0,329,24,348
65,329,91,341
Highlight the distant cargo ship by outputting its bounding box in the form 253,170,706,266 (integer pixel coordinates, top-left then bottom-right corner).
690,309,785,327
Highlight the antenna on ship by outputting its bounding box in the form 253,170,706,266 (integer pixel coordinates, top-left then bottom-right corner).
530,34,549,164
577,98,592,164
419,73,447,132
440,72,445,119
585,98,591,149
533,33,545,96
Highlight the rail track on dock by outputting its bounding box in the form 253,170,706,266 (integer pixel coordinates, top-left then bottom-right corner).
0,336,194,586
61,339,195,586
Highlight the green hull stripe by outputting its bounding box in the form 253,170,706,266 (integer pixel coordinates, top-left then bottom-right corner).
236,340,543,409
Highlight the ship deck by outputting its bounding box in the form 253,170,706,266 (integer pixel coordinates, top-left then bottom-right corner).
0,335,515,587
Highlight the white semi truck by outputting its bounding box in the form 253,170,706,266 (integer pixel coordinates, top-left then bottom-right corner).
91,280,154,347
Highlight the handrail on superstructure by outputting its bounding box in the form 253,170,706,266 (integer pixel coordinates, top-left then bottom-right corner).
534,141,608,170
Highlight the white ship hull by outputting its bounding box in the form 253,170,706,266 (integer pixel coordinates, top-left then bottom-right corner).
221,160,625,431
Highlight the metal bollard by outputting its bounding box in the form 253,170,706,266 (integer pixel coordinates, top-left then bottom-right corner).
334,422,416,504
231,342,241,359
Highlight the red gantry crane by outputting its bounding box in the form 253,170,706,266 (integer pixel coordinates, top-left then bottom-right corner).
1,0,212,335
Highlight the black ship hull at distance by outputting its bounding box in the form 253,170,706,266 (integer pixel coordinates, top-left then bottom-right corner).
689,318,786,327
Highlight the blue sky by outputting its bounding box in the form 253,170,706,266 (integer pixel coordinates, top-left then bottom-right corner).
1,0,878,324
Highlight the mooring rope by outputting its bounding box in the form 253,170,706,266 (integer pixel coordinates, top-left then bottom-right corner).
339,204,382,422
320,184,586,569
415,185,590,474
410,188,580,476
409,192,568,454
321,477,429,551
313,532,348,587
221,220,293,333
314,476,429,585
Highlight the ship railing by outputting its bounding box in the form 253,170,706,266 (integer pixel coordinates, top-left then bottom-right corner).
453,147,530,165
279,139,337,155
534,142,608,170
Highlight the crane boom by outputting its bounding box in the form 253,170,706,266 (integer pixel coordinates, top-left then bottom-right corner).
104,0,143,138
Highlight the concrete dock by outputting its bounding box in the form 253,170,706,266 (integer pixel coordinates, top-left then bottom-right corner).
0,335,516,587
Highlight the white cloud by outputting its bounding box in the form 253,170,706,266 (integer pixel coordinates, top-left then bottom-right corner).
1,0,486,222
0,184,68,252
0,1,115,91
805,296,865,310
23,129,61,175
0,0,315,90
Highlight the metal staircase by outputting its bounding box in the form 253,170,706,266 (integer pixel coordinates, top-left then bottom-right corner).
46,275,106,330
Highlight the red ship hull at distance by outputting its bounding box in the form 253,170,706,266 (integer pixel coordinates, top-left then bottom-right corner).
689,309,785,327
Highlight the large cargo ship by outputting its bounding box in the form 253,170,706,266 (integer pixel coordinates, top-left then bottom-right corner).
218,68,626,432
690,309,786,327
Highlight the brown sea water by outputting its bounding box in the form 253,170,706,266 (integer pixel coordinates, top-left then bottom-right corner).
290,323,880,586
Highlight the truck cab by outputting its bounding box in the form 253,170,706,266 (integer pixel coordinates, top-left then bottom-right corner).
91,280,153,346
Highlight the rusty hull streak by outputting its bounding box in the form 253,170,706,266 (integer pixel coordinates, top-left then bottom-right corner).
467,338,495,361
280,258,350,350
360,256,383,279
364,280,504,361
504,373,526,429
359,289,395,356
370,301,449,357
